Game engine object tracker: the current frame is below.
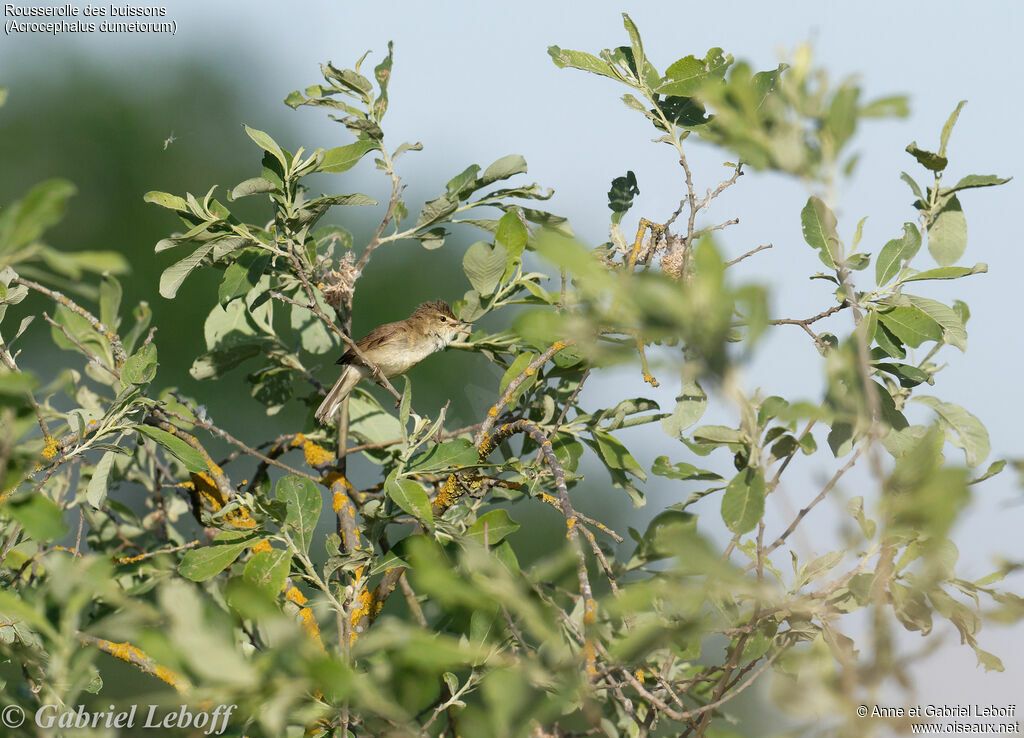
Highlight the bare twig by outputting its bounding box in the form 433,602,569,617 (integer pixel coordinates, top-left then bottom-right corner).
16,276,126,365
725,243,773,267
750,447,863,569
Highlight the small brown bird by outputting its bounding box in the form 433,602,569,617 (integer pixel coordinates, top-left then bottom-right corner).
315,300,470,424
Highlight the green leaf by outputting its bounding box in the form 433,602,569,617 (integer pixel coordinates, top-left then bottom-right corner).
900,172,924,201
607,170,640,225
692,425,744,446
905,141,947,172
660,376,706,438
938,100,966,157
446,164,482,199
621,13,647,81
1,179,76,250
877,306,942,348
498,351,537,406
900,263,986,283
243,548,292,598
721,468,765,534
589,429,646,481
651,456,722,481
136,425,208,473
480,155,528,188
219,253,270,305
968,459,1005,486
658,48,730,96
547,45,621,81
179,531,260,581
875,223,922,286
905,295,967,351
230,177,278,200
348,390,403,450
99,274,122,331
121,342,158,385
912,396,990,467
159,242,215,299
463,241,508,296
385,473,433,527
801,196,840,268
86,451,117,508
794,551,843,590
417,194,458,229
243,125,287,169
928,194,967,266
495,210,529,265
319,140,379,174
945,173,1012,194
860,95,909,118
467,509,520,546
292,194,376,229
873,362,931,388
143,190,189,212
407,439,478,474
7,493,69,541
276,475,322,555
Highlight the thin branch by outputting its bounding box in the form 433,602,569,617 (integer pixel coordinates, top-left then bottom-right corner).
725,243,773,267
474,341,573,446
16,276,126,365
750,447,863,569
42,313,120,380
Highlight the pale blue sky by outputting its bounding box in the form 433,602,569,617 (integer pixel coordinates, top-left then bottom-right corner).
4,0,1022,722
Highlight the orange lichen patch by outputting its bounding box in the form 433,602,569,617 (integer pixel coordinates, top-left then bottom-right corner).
297,606,325,648
112,552,147,565
552,340,568,351
250,540,273,555
635,668,646,684
487,405,499,417
41,436,58,460
282,582,324,650
565,516,578,539
291,432,335,469
582,598,598,675
284,585,308,606
303,441,334,468
188,471,256,529
524,366,536,376
323,471,352,492
348,587,383,644
89,639,189,692
434,474,461,513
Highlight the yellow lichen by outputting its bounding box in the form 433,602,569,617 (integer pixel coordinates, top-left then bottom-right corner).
323,471,352,491
284,585,308,606
250,540,273,555
434,474,461,513
41,436,58,460
302,439,334,468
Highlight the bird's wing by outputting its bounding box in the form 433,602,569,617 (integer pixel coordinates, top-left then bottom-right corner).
336,320,404,365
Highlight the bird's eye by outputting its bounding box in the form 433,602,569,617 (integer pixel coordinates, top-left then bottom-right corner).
439,316,447,322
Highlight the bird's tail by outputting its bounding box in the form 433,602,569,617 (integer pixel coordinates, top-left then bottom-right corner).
314,366,364,425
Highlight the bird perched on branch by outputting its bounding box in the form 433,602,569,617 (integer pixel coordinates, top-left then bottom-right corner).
314,300,470,424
